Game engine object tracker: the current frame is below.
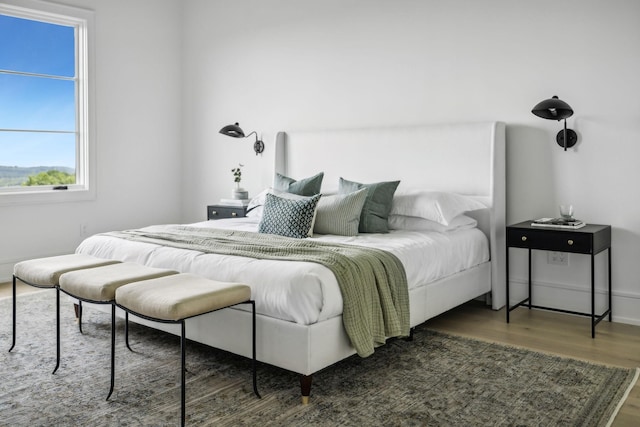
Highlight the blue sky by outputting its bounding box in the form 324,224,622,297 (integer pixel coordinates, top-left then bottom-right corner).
0,13,76,168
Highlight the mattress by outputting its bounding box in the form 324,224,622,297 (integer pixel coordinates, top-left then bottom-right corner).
76,218,489,325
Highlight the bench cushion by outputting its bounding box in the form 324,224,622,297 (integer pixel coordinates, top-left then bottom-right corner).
115,273,252,321
14,254,120,287
59,262,178,302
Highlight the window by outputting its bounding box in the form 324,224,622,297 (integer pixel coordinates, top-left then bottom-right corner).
0,0,94,204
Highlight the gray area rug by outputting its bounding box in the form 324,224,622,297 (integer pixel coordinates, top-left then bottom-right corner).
1,290,637,426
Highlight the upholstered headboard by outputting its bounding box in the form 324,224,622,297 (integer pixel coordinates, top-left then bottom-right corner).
274,122,506,309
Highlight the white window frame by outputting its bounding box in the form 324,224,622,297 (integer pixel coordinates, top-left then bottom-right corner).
0,0,95,205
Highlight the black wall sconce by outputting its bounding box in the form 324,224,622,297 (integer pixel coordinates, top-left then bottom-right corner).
219,122,265,155
532,95,577,151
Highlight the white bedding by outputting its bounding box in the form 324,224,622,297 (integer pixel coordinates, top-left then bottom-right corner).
76,218,489,325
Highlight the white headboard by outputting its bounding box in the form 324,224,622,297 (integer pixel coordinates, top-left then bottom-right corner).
274,122,506,310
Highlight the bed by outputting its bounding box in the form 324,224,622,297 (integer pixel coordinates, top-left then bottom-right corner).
75,121,506,402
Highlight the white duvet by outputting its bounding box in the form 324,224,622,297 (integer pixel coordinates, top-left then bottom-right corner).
76,218,489,325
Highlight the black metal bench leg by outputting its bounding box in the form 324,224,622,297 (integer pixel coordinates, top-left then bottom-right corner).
52,287,60,374
125,312,132,351
107,304,116,401
78,301,83,334
181,321,186,427
9,275,16,352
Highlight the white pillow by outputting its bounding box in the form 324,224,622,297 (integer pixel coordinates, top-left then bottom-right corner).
390,190,486,226
388,214,477,232
246,188,269,218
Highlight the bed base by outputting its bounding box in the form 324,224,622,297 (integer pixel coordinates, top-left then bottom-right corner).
68,261,490,402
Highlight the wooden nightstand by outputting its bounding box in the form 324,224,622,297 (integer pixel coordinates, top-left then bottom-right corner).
207,205,247,220
506,220,612,337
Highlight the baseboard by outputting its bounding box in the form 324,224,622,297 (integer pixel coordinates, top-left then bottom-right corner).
1,260,17,283
508,278,640,326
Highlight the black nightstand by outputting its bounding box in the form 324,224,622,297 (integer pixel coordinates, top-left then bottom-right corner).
207,205,247,220
506,220,612,337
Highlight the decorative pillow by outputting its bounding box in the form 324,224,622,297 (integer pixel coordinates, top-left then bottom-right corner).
388,214,478,232
314,188,368,236
339,177,400,233
390,190,486,226
274,172,324,196
258,192,321,238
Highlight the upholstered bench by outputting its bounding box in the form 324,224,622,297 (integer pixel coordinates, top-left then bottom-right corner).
58,262,178,399
11,254,120,373
114,273,260,426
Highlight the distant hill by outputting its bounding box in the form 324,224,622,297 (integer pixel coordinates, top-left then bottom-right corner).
0,165,75,186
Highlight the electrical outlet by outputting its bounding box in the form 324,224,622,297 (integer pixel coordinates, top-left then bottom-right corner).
548,251,568,266
80,222,88,237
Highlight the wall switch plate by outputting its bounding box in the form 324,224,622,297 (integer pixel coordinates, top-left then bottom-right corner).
548,251,568,266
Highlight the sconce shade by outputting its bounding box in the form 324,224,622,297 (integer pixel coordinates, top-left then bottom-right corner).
219,122,264,155
531,95,577,151
531,96,574,120
219,123,245,138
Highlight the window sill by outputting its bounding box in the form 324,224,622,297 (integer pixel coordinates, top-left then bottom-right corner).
0,186,95,206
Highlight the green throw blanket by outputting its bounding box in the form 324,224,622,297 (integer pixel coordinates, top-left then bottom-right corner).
103,225,410,357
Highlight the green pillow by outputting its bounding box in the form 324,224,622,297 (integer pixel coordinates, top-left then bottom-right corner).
339,177,400,233
274,172,324,196
314,188,368,236
258,192,321,238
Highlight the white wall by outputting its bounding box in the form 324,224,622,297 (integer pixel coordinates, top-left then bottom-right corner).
3,0,639,326
182,0,640,324
0,0,183,277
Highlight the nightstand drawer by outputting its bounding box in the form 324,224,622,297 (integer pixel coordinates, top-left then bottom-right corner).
507,229,591,253
207,205,247,220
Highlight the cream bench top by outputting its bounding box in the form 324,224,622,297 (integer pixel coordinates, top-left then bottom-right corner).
14,254,120,287
115,273,252,321
59,262,178,302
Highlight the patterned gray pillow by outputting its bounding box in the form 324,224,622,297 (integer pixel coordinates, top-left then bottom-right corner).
258,192,321,238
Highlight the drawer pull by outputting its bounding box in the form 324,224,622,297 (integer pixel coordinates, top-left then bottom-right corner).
521,236,527,242
211,211,217,216
231,212,237,217
567,239,574,246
